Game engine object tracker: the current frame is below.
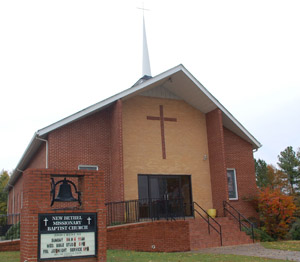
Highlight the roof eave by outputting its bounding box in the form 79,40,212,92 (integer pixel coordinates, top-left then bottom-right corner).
7,63,261,188
5,133,43,191
6,65,185,189
38,64,184,137
179,66,261,149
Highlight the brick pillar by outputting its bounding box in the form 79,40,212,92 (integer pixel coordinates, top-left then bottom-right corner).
109,99,124,203
206,109,228,216
20,169,106,262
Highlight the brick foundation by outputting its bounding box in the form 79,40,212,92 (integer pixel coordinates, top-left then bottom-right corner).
107,220,190,252
107,218,253,252
0,239,20,252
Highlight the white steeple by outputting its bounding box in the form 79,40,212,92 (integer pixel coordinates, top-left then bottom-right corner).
142,14,151,77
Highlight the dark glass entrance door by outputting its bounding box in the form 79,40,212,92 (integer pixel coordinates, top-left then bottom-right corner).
148,176,180,200
138,175,192,218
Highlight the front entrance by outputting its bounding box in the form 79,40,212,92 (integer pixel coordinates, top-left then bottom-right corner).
138,175,192,218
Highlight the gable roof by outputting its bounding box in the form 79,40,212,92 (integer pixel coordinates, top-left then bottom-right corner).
8,64,261,187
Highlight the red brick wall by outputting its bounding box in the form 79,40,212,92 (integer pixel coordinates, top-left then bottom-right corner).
0,240,20,252
48,110,111,170
109,100,124,203
20,169,106,262
107,220,190,252
206,109,228,215
8,175,24,215
224,127,258,218
27,142,46,169
48,109,111,202
8,143,46,216
8,100,125,215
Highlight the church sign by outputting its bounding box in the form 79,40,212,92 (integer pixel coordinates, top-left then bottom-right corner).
38,213,97,260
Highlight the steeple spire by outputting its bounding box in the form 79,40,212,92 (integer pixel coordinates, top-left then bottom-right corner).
132,5,152,86
142,14,151,77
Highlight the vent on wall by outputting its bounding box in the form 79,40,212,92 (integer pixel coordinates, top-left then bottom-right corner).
78,165,98,171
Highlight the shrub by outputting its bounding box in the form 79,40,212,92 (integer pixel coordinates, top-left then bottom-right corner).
289,218,300,240
243,226,274,242
254,228,274,242
258,187,296,240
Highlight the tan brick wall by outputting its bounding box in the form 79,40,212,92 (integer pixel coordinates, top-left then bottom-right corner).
122,96,213,210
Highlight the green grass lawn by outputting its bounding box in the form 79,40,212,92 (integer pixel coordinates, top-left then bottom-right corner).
107,250,287,262
261,240,300,252
0,250,288,262
0,251,20,262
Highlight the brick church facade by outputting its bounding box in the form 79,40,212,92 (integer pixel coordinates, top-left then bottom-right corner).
7,64,261,225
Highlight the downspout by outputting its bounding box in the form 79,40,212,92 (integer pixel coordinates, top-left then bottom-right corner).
36,136,48,168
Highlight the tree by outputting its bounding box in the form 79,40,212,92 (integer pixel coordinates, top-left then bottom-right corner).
255,159,269,188
277,146,300,194
255,159,288,191
258,187,296,240
267,165,290,191
0,170,9,214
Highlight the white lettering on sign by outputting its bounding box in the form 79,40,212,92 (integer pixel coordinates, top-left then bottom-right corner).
64,216,82,220
47,226,68,231
53,220,82,226
52,216,63,221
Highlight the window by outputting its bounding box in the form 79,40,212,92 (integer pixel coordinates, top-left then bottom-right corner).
78,165,98,171
227,169,238,200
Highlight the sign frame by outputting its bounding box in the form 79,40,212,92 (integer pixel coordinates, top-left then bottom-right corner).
38,213,97,261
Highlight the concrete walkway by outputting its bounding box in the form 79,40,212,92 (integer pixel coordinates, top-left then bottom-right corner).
193,243,300,261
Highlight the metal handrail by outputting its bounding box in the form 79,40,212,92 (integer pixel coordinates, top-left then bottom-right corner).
223,201,254,242
192,202,222,246
105,198,186,226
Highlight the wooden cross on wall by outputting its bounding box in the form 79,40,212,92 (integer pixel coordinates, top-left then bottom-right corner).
147,105,177,159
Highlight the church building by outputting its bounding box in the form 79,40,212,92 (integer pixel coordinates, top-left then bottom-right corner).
7,63,261,220
6,16,261,250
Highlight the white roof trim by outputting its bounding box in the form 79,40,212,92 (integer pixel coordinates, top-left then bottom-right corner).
38,65,183,137
8,64,261,190
179,67,261,149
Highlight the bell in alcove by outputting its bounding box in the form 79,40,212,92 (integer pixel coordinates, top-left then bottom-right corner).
56,178,77,202
50,177,81,206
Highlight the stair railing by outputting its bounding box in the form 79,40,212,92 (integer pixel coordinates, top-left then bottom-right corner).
106,198,186,226
223,201,254,242
192,202,222,246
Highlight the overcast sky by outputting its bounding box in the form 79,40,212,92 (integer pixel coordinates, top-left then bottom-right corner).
1,0,300,172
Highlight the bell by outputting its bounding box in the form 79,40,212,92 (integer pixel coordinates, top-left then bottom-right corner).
55,178,77,202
